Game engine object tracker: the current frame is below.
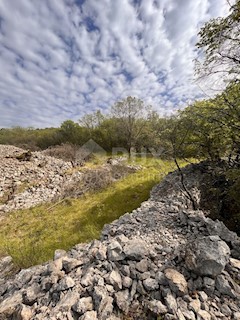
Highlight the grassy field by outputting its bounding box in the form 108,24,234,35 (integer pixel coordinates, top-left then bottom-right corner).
0,157,188,268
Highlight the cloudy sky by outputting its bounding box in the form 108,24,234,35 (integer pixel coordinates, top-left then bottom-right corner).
0,0,229,128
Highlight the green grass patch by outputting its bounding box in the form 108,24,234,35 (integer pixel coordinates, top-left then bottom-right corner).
0,158,188,268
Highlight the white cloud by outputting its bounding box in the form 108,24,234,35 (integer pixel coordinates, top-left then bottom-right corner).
0,0,230,128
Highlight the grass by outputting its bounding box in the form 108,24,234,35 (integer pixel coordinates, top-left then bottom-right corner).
0,157,188,268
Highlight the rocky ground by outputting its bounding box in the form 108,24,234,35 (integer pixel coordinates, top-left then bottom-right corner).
0,145,138,215
0,162,240,319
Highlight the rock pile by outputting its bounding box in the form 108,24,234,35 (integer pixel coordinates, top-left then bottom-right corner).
0,164,240,319
0,145,138,214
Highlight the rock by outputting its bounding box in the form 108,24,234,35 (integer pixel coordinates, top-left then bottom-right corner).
57,276,75,291
0,293,22,318
115,290,130,313
164,268,188,296
107,241,124,261
164,292,178,314
98,296,114,320
198,291,208,302
54,249,67,260
197,310,211,320
185,236,230,277
229,257,240,270
143,278,159,291
122,276,132,288
215,274,237,298
123,239,148,261
189,298,201,313
22,284,41,305
79,311,98,320
62,257,83,273
146,300,168,315
106,270,122,290
233,312,240,320
17,304,33,320
72,297,93,315
135,259,148,273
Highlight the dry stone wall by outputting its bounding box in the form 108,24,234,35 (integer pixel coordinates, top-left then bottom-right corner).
0,163,240,319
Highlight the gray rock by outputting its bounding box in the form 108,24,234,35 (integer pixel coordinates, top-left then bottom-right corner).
185,236,230,277
72,297,93,315
57,276,75,291
54,249,67,260
107,241,124,261
164,268,188,296
123,239,148,261
197,310,211,320
215,275,237,298
122,276,132,288
98,296,114,320
135,259,148,273
146,299,168,315
115,290,130,313
22,283,41,306
62,257,83,273
79,311,98,320
143,278,159,291
164,292,178,314
106,270,122,290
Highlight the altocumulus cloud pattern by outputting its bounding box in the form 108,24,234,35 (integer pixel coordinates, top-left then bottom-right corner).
0,0,229,128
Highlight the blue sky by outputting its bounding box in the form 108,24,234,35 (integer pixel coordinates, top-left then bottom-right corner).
0,0,229,128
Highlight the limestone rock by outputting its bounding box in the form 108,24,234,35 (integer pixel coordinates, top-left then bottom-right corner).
164,268,188,296
123,239,148,261
72,297,93,315
185,236,230,277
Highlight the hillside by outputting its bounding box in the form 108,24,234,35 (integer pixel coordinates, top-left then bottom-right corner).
0,160,239,319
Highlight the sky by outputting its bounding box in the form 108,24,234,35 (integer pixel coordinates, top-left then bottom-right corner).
0,0,229,128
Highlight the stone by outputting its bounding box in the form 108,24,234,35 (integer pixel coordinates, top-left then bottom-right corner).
197,310,211,320
146,300,168,315
72,297,93,315
106,270,122,290
79,311,98,320
215,275,237,298
164,268,188,296
198,291,208,302
220,304,232,317
115,290,130,313
107,241,124,261
57,276,75,291
135,259,148,273
185,236,230,277
229,258,240,270
98,296,114,320
164,292,178,314
54,249,67,260
122,276,132,288
233,312,240,320
17,304,33,320
62,257,83,273
189,298,201,313
155,271,167,285
143,278,159,291
123,239,148,261
22,284,41,306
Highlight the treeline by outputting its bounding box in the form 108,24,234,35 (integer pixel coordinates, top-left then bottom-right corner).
1,0,239,162
0,80,239,162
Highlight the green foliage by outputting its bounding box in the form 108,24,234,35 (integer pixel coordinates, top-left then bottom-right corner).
196,0,240,80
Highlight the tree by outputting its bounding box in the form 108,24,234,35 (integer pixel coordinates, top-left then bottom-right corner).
111,96,150,153
196,0,240,82
79,110,105,131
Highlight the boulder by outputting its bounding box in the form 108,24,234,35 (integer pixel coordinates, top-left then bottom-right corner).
123,239,148,261
185,236,230,277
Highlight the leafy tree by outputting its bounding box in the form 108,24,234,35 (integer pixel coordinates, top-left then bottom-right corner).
111,96,150,153
196,0,240,81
